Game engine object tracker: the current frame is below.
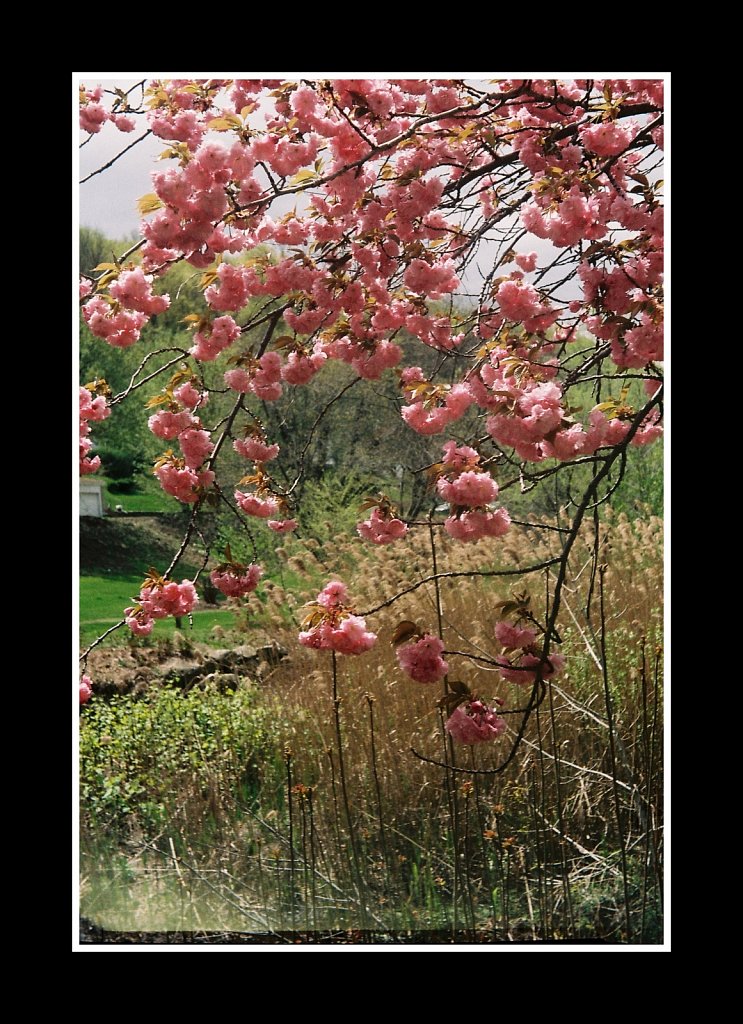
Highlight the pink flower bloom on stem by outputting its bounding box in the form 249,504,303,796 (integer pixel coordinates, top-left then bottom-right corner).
233,437,280,462
441,440,480,472
234,491,280,518
445,701,506,744
495,652,566,686
281,348,327,385
124,607,155,636
317,580,350,610
252,351,283,401
515,251,538,272
267,519,298,533
403,257,459,298
224,368,252,392
325,615,378,655
155,462,203,503
298,580,377,655
497,279,543,321
299,616,377,655
444,508,511,543
82,295,148,348
79,387,110,423
79,676,93,704
173,382,208,410
357,508,408,545
211,563,263,598
148,409,199,440
179,428,214,470
495,621,538,649
581,122,633,157
140,579,198,619
189,316,241,362
396,635,449,683
111,113,136,133
80,102,108,134
437,471,498,506
109,267,170,315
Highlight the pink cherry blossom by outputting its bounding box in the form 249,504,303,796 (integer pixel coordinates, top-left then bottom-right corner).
233,437,280,462
495,621,538,649
139,579,198,619
267,519,298,533
179,428,214,470
581,122,633,157
109,268,170,316
80,102,108,134
299,616,377,655
298,580,377,655
124,607,155,636
437,471,498,507
173,382,208,410
234,491,280,518
79,676,93,704
445,701,506,744
148,409,199,440
446,700,509,741
156,462,204,502
357,508,408,545
211,563,263,598
317,580,350,610
515,251,538,272
444,508,511,543
396,635,449,683
495,651,566,686
189,316,241,362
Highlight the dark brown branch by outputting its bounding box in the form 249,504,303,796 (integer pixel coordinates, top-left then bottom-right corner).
79,129,153,185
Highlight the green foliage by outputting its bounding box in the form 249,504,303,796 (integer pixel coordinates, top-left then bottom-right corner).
96,447,145,480
80,687,285,835
107,478,138,495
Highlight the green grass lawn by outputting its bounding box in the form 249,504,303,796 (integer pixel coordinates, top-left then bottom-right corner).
101,476,181,514
79,574,240,646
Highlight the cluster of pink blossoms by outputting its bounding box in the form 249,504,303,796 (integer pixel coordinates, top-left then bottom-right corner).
400,367,474,435
493,620,566,686
81,81,663,680
233,434,280,463
210,561,263,598
80,80,662,505
148,384,215,503
79,386,110,475
298,581,377,655
357,505,408,545
468,343,661,464
435,441,511,544
79,85,136,135
233,437,295,531
82,268,170,349
445,700,506,745
125,578,198,636
79,675,93,705
189,315,241,362
396,635,449,683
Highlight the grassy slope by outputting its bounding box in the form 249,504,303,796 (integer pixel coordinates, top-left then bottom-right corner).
79,515,241,645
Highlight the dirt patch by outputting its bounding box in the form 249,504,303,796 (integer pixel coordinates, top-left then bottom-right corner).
85,639,288,696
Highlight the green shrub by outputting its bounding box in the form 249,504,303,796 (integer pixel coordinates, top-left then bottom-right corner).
97,448,145,481
107,478,138,495
80,687,286,837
